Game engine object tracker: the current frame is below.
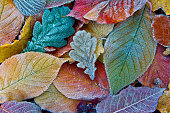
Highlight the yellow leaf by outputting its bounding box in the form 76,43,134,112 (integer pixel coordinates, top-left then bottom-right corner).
0,52,69,103
35,84,80,113
0,16,33,63
0,0,24,45
82,21,114,57
150,0,170,15
157,79,170,113
163,47,170,56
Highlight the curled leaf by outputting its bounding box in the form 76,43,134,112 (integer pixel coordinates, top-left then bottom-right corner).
0,52,69,103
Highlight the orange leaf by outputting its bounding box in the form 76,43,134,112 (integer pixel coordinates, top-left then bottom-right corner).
35,84,80,113
53,61,109,100
152,15,170,47
138,44,170,88
68,0,147,24
0,0,24,45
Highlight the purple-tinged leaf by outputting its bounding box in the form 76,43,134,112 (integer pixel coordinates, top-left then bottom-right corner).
0,101,42,113
96,86,165,113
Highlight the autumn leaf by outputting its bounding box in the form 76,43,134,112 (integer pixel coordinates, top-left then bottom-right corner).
0,101,42,113
68,0,147,24
0,52,69,103
138,44,170,88
0,0,24,46
13,0,46,16
150,0,170,15
163,47,170,56
157,79,170,113
152,15,170,47
45,0,74,9
35,84,80,113
24,6,75,53
53,61,109,100
0,16,33,63
96,86,165,113
103,6,157,94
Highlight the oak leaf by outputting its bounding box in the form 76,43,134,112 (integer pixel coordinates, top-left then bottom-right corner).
0,52,69,103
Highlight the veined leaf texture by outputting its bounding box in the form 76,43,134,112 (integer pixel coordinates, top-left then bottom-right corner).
104,6,157,93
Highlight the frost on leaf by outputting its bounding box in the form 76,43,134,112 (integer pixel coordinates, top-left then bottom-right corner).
24,6,75,52
69,30,97,80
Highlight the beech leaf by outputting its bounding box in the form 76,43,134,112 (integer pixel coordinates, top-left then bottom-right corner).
138,44,170,88
69,30,97,80
0,101,41,113
152,15,170,47
0,52,69,103
0,0,24,46
24,6,75,53
45,0,74,9
96,86,165,113
104,6,157,93
68,0,147,24
53,61,109,100
13,0,46,16
35,84,80,113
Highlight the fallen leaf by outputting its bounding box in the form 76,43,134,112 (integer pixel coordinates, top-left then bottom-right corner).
35,84,80,113
68,0,147,24
13,0,46,16
53,61,109,100
152,15,170,47
104,6,157,94
0,16,33,63
69,30,98,80
96,86,165,113
24,6,75,53
0,101,42,113
0,52,69,103
138,44,170,88
45,0,74,9
0,0,24,45
163,47,170,56
150,0,170,15
157,79,170,113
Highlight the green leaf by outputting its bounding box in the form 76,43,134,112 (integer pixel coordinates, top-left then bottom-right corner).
13,0,46,16
24,6,75,53
103,6,157,94
69,30,97,80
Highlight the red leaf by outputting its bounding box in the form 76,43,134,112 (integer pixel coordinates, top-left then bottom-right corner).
96,86,165,113
53,61,109,100
138,44,170,88
152,15,170,47
0,101,41,113
68,0,147,24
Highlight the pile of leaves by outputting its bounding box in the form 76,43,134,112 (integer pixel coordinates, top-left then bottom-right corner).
0,0,169,113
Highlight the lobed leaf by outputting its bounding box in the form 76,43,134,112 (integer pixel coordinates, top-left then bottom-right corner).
69,30,97,80
24,6,75,53
96,86,165,113
104,6,157,93
0,52,69,103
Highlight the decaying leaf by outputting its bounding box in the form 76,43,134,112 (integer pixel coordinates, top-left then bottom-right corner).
163,47,170,56
0,0,24,46
104,6,157,93
69,30,97,80
53,61,109,100
35,84,80,113
157,79,170,113
45,0,74,8
138,44,170,88
13,0,46,16
24,6,75,53
96,86,165,113
68,0,147,24
0,16,33,63
0,52,69,103
0,101,42,113
152,15,170,47
150,0,170,15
